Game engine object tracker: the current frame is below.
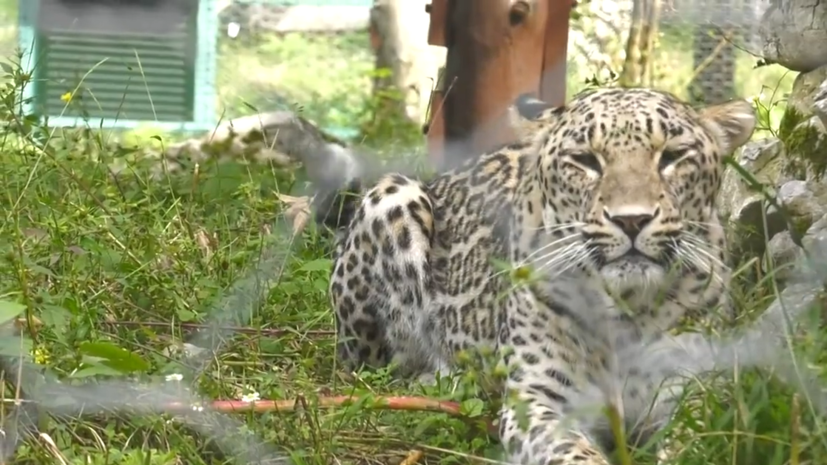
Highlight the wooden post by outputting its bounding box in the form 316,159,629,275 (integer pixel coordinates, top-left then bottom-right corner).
424,0,573,167
540,0,572,103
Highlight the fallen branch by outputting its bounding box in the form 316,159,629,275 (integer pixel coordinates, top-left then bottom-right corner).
143,111,363,196
131,110,363,237
103,320,334,338
194,395,456,414
184,395,497,437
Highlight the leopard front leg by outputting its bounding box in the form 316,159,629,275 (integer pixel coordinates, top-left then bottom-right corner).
499,398,611,465
618,329,792,463
329,173,449,379
619,325,816,464
497,289,613,465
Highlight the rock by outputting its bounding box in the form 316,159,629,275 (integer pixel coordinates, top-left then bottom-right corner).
814,78,827,131
802,213,827,251
763,231,804,285
795,213,827,297
719,138,785,219
759,0,827,72
775,67,827,183
777,180,827,236
755,215,827,339
780,116,827,184
719,138,790,256
763,179,827,281
787,66,827,118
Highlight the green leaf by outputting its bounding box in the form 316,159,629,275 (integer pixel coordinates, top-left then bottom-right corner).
27,264,55,278
459,398,485,417
176,308,197,322
0,336,33,358
313,278,329,293
412,414,444,437
298,258,332,272
0,300,26,326
40,304,72,329
78,341,150,374
71,364,125,378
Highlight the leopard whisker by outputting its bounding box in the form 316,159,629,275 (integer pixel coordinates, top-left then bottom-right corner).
667,240,694,272
672,241,727,282
534,241,593,278
681,230,725,253
481,233,581,287
522,232,582,264
679,234,729,273
685,220,725,232
679,231,726,254
685,220,720,226
674,244,709,274
669,239,705,271
531,243,585,275
556,246,595,276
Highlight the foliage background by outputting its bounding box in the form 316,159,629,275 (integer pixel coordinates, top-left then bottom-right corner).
0,1,821,465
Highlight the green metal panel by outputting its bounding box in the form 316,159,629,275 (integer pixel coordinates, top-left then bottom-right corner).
18,1,39,117
19,0,220,131
193,0,218,128
35,28,196,123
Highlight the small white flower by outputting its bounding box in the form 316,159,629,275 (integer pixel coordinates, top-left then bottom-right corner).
227,22,240,38
240,391,260,403
165,373,183,382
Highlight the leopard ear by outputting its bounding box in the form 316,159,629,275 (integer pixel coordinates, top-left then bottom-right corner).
698,99,757,152
514,93,560,120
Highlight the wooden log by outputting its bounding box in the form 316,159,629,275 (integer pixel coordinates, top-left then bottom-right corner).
424,0,573,168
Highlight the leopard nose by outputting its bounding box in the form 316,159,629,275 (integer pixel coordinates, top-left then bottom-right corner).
604,211,655,240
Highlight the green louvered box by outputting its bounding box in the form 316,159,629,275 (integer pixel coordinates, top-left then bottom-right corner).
36,29,197,123
19,0,217,131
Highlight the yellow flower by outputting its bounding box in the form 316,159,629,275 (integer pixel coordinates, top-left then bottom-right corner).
60,92,73,103
31,346,50,365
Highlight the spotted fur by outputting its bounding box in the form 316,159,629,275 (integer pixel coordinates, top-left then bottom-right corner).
322,87,757,464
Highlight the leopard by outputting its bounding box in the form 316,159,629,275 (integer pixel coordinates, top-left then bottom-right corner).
315,86,758,464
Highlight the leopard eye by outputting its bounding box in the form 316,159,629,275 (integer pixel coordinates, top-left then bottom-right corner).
658,149,686,171
568,153,602,174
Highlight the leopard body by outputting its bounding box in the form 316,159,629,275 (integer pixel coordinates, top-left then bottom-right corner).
318,87,757,464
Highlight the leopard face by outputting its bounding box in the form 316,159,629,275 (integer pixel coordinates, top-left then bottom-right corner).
522,88,756,297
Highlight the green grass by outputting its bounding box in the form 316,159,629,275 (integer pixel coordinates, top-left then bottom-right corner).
3,100,827,465
0,117,500,465
0,15,825,465
215,31,375,139
4,119,827,465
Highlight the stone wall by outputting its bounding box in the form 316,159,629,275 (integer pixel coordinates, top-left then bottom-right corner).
721,0,827,280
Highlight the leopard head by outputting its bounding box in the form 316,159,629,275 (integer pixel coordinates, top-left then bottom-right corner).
515,88,756,301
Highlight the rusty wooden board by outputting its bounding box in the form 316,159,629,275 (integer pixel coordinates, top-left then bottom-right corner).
426,0,448,47
540,0,574,105
424,0,572,166
438,0,518,165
